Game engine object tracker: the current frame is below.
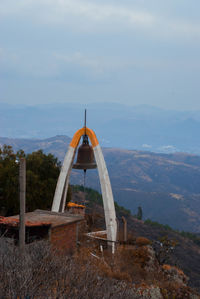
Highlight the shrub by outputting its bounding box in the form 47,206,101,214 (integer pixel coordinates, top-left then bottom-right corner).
0,238,134,298
135,237,151,247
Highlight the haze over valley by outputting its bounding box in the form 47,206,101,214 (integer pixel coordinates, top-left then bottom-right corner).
2,102,200,154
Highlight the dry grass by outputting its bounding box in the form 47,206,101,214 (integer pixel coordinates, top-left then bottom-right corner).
0,236,198,299
0,238,135,299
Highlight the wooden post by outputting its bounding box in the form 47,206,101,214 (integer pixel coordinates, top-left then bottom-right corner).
116,217,120,241
122,216,127,242
19,158,26,254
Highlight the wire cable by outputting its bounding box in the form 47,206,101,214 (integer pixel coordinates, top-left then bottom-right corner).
83,169,86,206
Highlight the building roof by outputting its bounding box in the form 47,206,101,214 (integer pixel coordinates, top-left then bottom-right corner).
67,202,85,208
0,216,51,227
0,210,84,228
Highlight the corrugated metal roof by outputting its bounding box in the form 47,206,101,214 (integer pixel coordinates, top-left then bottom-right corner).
0,210,84,228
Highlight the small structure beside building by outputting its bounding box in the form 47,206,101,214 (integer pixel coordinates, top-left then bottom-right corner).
66,202,85,216
0,209,84,253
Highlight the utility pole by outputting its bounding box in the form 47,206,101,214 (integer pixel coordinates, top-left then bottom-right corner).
19,158,26,254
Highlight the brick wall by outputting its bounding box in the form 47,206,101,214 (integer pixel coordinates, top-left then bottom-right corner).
68,207,85,216
50,222,78,254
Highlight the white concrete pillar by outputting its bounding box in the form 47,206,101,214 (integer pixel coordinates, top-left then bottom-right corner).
93,144,117,242
51,146,75,212
60,174,70,212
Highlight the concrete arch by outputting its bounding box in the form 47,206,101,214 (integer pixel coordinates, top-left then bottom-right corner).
70,127,99,148
51,127,117,243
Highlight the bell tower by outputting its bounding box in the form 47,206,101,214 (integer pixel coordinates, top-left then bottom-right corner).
51,111,117,243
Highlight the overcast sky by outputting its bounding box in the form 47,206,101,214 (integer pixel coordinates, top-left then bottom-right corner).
0,0,200,110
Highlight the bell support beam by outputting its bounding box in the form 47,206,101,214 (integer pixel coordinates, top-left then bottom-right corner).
60,175,70,213
70,127,99,148
51,146,76,212
51,127,117,243
52,127,98,212
93,144,117,242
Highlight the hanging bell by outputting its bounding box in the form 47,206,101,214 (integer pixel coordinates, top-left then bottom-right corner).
73,134,97,170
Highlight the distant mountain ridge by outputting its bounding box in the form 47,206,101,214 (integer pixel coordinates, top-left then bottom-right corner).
1,135,200,233
0,135,71,159
2,102,200,153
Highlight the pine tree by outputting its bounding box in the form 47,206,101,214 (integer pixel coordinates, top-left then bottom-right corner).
137,206,143,220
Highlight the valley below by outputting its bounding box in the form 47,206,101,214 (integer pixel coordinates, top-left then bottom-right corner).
1,135,200,233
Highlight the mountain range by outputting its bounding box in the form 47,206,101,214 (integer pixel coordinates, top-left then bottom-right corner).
2,102,200,153
1,135,200,233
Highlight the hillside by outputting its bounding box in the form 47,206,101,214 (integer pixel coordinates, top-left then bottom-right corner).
71,186,200,293
1,135,200,232
72,147,200,232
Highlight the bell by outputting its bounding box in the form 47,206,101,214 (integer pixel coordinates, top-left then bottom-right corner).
73,134,97,170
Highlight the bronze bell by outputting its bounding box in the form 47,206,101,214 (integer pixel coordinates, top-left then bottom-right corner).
73,134,97,170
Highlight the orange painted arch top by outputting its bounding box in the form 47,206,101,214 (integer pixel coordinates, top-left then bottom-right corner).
70,127,99,148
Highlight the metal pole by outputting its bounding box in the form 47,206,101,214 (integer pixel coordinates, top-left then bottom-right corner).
83,169,86,206
19,158,26,254
84,109,87,134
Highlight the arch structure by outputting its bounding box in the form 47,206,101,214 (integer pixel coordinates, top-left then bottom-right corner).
51,127,117,243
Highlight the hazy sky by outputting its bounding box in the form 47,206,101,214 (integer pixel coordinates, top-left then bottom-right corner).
0,0,200,110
